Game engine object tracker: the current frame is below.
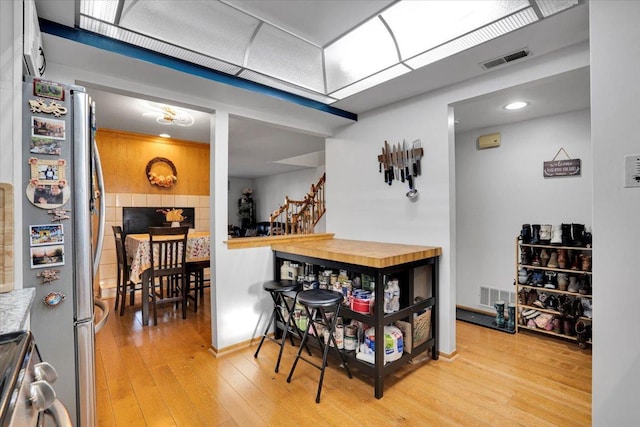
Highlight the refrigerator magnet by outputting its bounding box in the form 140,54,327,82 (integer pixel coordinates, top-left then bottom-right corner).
28,98,68,117
47,209,71,222
30,136,62,156
33,79,65,101
26,182,70,209
30,244,64,269
31,116,65,140
28,158,66,185
29,224,64,246
43,291,66,307
36,269,61,284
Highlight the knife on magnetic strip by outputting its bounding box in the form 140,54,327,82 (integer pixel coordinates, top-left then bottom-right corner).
398,142,405,183
403,140,411,180
381,145,388,183
385,140,393,184
413,139,422,176
395,143,401,182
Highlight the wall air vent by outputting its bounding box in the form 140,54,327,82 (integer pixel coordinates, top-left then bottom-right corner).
481,48,531,70
480,286,515,308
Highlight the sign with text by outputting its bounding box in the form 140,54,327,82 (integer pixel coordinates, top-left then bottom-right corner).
543,159,581,177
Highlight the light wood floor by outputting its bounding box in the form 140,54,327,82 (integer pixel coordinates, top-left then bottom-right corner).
95,291,592,426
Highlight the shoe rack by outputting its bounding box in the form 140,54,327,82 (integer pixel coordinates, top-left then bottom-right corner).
514,227,592,348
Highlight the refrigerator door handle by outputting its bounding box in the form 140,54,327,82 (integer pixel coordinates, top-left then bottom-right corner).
92,128,105,279
91,100,109,334
94,298,109,334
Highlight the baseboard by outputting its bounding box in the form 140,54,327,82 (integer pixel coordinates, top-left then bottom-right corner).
456,304,495,317
209,336,267,358
100,285,117,299
438,349,458,361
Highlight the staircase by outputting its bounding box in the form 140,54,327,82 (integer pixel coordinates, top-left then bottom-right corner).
269,173,326,235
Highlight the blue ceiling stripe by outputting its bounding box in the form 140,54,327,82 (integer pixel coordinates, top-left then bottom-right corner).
39,19,358,122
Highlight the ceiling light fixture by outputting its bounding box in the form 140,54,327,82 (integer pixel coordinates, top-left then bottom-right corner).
504,101,528,110
142,103,195,127
159,133,171,138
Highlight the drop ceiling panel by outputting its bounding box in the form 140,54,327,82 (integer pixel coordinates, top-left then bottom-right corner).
119,0,259,66
247,25,324,92
383,0,530,60
222,0,396,47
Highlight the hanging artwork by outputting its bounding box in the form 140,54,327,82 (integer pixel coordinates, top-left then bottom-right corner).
146,157,178,188
543,148,581,177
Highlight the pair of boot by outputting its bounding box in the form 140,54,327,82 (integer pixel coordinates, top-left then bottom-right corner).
575,320,592,348
528,224,552,244
570,254,592,272
523,223,592,247
562,223,589,247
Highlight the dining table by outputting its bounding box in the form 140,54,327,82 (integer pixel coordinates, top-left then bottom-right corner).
125,231,211,325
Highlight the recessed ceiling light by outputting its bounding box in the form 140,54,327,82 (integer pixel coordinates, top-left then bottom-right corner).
504,101,528,110
159,133,171,138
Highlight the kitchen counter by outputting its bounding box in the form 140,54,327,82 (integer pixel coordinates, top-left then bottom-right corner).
0,288,36,334
272,237,442,399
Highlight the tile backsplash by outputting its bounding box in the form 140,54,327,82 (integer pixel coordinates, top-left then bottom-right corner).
98,192,210,298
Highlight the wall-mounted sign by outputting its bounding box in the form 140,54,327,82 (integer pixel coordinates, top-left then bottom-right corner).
544,147,581,177
543,158,581,177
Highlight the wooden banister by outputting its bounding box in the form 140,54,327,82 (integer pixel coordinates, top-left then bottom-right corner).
269,173,326,235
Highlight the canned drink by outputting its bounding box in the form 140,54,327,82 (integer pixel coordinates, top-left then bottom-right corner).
344,335,357,351
345,324,357,337
334,324,344,349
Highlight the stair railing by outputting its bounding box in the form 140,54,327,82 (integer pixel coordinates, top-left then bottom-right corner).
269,173,325,235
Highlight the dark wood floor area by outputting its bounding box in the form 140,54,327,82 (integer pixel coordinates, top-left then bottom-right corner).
95,291,592,426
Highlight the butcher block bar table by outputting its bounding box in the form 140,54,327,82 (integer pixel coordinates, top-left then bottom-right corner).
271,238,442,398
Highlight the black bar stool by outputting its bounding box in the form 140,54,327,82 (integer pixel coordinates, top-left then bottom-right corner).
287,289,353,403
254,280,308,373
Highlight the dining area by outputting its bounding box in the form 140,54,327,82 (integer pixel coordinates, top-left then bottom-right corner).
111,206,211,326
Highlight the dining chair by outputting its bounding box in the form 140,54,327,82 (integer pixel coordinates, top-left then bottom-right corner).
148,226,189,325
186,260,210,312
112,225,141,316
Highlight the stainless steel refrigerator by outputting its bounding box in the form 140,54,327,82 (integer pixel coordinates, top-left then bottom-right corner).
22,75,105,426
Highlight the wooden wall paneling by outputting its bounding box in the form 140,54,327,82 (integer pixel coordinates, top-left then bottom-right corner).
96,129,210,195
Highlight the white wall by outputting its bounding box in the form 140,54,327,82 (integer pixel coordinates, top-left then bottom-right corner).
228,177,253,228
590,2,640,424
328,42,590,355
0,1,23,287
455,109,592,310
211,112,276,350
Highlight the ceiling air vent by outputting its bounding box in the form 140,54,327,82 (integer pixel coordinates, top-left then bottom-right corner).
481,48,531,70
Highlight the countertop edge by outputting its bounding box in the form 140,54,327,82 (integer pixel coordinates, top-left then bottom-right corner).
0,288,36,334
226,233,335,250
271,238,442,268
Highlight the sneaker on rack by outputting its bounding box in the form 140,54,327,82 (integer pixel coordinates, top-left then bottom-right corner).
567,276,580,293
581,298,593,318
544,295,559,311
